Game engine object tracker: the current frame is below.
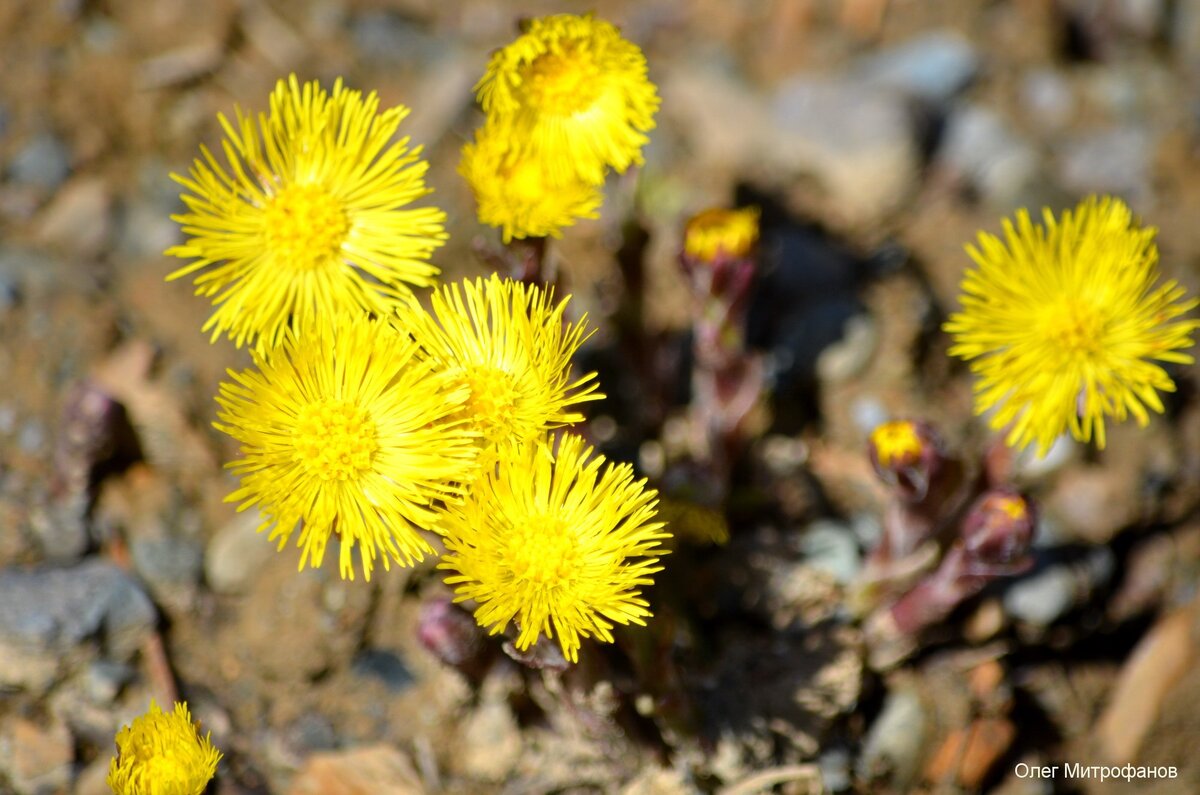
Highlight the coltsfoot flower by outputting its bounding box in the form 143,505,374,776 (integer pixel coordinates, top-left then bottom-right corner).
945,196,1198,455
476,13,660,186
405,274,601,458
459,125,603,242
215,313,478,580
683,207,760,263
168,74,447,352
439,433,670,663
107,700,221,795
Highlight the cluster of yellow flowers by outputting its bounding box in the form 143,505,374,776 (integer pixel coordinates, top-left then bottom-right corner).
460,13,660,241
163,12,667,685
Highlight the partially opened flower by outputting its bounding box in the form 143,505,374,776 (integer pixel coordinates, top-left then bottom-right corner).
683,206,760,263
405,274,601,458
439,433,670,663
459,125,603,242
945,195,1198,455
215,313,477,580
168,74,447,352
477,13,660,186
107,700,221,795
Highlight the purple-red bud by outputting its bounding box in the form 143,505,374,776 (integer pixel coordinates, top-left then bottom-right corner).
867,420,943,501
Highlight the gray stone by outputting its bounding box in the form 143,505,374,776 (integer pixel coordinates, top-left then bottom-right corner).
769,76,919,224
0,560,156,692
350,9,445,66
33,177,113,258
1021,69,1075,132
858,686,927,787
82,659,134,704
131,535,204,589
818,747,853,792
857,30,980,106
937,104,1041,206
8,134,71,191
205,508,276,595
1057,125,1154,203
1003,547,1115,626
800,520,862,584
351,649,415,692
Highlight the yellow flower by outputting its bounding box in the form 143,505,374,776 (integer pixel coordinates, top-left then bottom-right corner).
215,312,478,580
944,195,1199,455
684,207,760,262
439,433,670,662
405,274,601,457
459,125,603,242
476,13,660,186
869,420,924,468
107,700,221,795
167,74,447,352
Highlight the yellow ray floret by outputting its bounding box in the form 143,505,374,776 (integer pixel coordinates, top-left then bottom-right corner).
439,433,670,663
107,700,221,795
167,74,447,352
944,195,1198,456
684,207,760,262
460,125,603,242
404,274,602,458
476,13,660,186
215,313,478,581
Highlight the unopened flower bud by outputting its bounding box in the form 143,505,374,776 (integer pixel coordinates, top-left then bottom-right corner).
961,488,1036,569
868,419,942,501
417,596,493,681
679,207,760,317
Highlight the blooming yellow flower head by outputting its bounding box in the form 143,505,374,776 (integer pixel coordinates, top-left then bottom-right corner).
107,700,221,795
476,13,660,186
944,195,1199,456
215,312,478,580
684,207,760,262
405,274,601,458
459,125,603,242
167,74,447,352
439,433,670,662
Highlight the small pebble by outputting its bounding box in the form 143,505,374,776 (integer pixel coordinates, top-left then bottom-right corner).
8,134,71,191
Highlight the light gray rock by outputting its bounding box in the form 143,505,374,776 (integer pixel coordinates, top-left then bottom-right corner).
1021,69,1076,132
858,686,927,787
0,560,155,691
204,508,276,595
937,104,1041,206
857,30,980,106
131,536,204,590
800,520,862,584
1004,547,1116,626
769,76,920,224
1057,125,1154,202
8,134,71,191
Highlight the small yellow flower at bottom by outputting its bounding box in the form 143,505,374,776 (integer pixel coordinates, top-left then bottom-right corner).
107,700,221,795
944,195,1199,456
459,126,603,242
438,433,670,663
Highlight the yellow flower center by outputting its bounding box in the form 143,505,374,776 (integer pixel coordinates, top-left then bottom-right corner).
459,367,522,441
264,183,350,271
991,494,1029,521
506,516,581,585
870,420,923,467
522,43,602,116
1043,300,1105,356
292,400,378,481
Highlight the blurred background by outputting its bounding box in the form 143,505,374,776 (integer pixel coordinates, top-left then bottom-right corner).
1,0,1200,793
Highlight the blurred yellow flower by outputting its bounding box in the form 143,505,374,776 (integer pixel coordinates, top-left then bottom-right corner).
107,700,221,795
459,125,603,242
945,195,1199,455
869,420,924,468
167,74,446,352
439,433,670,662
684,207,760,262
215,313,477,580
406,274,601,458
477,13,659,186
